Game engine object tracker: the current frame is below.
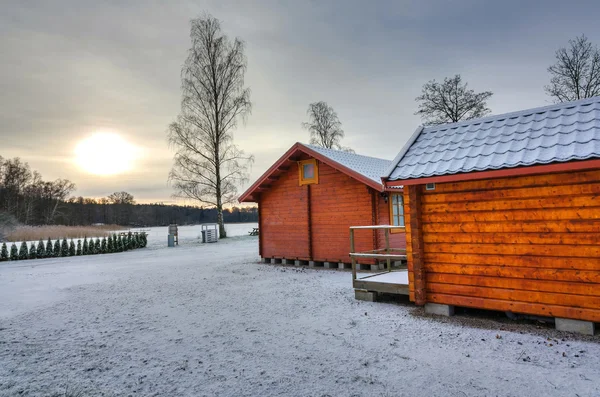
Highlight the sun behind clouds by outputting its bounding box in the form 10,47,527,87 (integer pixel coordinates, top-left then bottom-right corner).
75,132,140,176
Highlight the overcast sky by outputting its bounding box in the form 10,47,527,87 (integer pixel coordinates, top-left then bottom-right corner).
2,0,599,203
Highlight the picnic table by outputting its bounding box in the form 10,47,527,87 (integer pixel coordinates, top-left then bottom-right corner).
249,227,259,236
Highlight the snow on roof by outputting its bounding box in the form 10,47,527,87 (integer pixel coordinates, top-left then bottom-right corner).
300,144,391,187
387,96,600,181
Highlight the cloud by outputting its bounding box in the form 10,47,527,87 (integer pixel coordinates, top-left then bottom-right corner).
2,0,600,201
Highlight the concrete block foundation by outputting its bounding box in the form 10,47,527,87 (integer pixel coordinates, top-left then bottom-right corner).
294,260,308,267
555,318,595,335
283,259,295,265
324,262,337,269
355,290,377,302
425,303,455,317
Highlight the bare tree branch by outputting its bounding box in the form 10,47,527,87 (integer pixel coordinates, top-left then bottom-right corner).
168,14,253,237
301,101,354,153
545,34,600,102
415,74,493,125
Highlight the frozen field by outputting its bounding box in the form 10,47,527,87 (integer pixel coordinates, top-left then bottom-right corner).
1,236,599,396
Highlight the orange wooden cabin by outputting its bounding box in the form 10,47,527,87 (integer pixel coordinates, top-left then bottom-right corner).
382,97,600,334
239,143,406,268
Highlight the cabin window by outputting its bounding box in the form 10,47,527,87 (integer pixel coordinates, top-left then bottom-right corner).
389,193,405,230
298,159,318,185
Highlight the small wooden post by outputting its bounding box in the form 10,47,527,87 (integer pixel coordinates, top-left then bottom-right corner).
385,228,391,272
350,228,356,280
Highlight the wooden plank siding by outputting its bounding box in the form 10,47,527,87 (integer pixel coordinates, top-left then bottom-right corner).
260,159,402,263
406,169,600,322
309,163,374,263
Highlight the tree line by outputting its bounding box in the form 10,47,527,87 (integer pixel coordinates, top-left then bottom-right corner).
0,156,257,227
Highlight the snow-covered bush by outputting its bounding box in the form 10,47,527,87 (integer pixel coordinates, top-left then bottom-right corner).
19,242,28,260
10,243,18,260
0,243,8,261
29,242,37,259
82,238,89,255
45,238,53,258
61,238,68,257
37,239,45,258
53,240,60,257
76,240,82,255
69,240,76,256
107,235,114,253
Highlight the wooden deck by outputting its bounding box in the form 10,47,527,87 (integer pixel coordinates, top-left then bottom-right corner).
350,225,409,299
353,270,409,295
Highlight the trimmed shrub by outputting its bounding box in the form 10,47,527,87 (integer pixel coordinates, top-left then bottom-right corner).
61,238,69,257
37,239,45,258
118,235,124,252
29,242,37,259
140,232,148,247
127,231,134,250
107,235,114,253
45,237,53,258
101,238,107,253
82,238,89,255
89,238,96,254
76,239,82,255
19,242,28,260
10,243,18,260
69,240,76,256
95,238,101,254
0,243,8,261
53,240,60,257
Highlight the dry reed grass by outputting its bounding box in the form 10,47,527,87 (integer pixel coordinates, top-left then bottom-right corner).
6,225,126,242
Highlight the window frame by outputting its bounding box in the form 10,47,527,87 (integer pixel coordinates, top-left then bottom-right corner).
298,159,319,185
388,193,405,233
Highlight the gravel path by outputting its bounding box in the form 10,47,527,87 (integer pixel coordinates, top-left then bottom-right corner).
1,237,599,396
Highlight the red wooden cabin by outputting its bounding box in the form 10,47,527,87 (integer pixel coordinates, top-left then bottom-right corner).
239,143,406,269
381,97,600,334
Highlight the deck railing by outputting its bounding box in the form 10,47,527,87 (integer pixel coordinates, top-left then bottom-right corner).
349,225,407,281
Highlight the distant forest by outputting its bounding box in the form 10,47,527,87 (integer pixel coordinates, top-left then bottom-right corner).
0,156,257,227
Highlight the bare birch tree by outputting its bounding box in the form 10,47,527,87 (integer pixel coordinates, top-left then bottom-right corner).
168,14,253,238
546,35,600,102
415,75,493,125
302,101,353,152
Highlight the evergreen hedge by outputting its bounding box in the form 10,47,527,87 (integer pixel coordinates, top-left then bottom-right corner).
0,232,147,262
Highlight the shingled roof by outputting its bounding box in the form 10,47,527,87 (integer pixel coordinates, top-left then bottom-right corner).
239,143,392,202
386,96,600,183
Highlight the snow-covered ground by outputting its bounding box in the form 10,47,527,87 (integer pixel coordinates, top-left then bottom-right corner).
0,236,599,396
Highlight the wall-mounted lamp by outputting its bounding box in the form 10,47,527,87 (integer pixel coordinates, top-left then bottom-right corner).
380,192,389,204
